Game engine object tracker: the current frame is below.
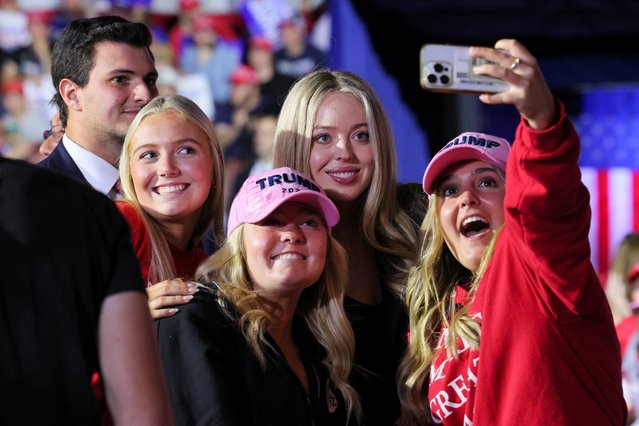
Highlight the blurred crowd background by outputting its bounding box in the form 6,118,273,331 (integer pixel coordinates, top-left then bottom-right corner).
0,0,330,163
2,0,639,281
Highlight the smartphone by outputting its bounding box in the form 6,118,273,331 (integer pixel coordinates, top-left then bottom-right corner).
420,44,509,94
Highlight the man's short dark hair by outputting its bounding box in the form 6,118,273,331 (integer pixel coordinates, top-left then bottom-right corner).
51,16,154,126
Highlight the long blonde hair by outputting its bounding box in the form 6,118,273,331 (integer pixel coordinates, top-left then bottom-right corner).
396,192,500,425
196,225,361,421
273,69,421,297
118,94,225,283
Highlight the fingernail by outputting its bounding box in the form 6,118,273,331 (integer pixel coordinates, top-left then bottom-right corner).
182,295,194,302
168,308,179,314
187,284,199,293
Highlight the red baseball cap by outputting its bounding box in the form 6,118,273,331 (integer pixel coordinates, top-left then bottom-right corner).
249,36,273,52
628,262,639,283
2,79,23,95
278,12,305,29
226,167,339,237
191,15,218,32
230,64,260,85
180,0,199,11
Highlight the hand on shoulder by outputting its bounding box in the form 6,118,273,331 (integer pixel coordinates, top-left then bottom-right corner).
147,278,199,319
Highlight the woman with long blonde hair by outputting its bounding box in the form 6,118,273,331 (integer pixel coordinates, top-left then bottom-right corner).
117,93,225,318
273,69,427,425
397,39,626,425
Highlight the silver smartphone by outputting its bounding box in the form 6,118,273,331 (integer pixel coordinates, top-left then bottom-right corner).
420,44,509,94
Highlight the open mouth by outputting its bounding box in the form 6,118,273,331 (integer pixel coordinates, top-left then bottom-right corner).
460,216,489,237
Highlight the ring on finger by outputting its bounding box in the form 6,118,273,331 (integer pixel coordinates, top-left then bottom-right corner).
509,57,521,71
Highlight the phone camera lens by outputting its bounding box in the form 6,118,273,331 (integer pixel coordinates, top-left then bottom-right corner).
427,74,438,83
434,63,444,73
440,75,450,85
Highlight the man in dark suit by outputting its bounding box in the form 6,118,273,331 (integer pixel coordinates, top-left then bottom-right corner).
0,157,174,425
38,15,158,198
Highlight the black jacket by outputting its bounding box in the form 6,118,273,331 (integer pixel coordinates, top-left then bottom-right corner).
156,286,351,426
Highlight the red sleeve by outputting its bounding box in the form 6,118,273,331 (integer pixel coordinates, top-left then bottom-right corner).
504,100,600,315
115,201,152,285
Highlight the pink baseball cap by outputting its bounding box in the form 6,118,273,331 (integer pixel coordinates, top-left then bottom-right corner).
226,167,339,237
422,131,511,195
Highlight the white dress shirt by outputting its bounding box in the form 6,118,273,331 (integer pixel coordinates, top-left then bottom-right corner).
62,134,120,196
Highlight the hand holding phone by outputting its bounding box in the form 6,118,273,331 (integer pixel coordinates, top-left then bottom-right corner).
420,44,509,94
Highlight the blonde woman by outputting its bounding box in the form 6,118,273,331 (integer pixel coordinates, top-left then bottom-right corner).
156,167,360,425
397,39,626,425
117,93,225,318
273,69,427,425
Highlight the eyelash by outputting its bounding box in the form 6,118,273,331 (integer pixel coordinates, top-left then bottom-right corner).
313,134,330,144
179,146,195,155
138,146,196,160
112,77,158,86
354,131,369,141
440,177,499,196
312,131,369,144
139,151,155,160
261,218,320,227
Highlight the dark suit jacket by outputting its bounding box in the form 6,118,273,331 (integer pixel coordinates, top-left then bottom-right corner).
37,141,90,186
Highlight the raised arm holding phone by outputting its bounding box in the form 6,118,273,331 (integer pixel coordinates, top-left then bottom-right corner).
398,38,626,426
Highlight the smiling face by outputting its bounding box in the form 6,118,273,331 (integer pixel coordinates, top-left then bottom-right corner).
308,92,374,203
437,160,505,272
243,202,328,300
129,110,213,228
72,41,158,146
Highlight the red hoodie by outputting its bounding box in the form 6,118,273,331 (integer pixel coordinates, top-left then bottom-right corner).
427,103,627,425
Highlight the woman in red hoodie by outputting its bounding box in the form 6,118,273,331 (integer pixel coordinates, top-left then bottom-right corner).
397,39,626,425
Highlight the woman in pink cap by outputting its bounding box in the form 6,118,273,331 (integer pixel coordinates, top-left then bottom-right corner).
397,39,626,425
155,166,361,425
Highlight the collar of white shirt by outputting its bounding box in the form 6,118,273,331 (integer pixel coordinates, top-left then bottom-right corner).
62,134,120,196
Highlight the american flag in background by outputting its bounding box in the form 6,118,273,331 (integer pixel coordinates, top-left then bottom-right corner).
574,85,639,280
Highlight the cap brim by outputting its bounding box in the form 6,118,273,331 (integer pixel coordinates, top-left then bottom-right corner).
422,146,506,195
228,191,339,236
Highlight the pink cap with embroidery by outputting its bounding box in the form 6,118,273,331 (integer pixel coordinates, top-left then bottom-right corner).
226,167,339,236
422,131,511,195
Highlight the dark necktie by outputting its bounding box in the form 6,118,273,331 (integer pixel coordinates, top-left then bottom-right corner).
108,178,122,200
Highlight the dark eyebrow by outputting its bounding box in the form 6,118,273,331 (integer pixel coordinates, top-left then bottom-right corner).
132,138,202,156
106,69,159,79
313,122,368,132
